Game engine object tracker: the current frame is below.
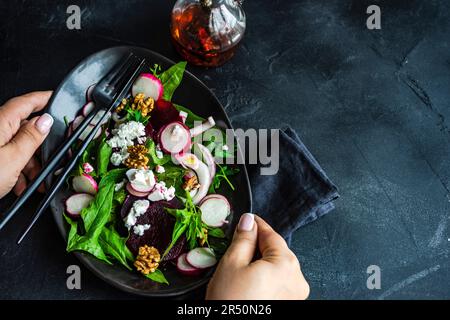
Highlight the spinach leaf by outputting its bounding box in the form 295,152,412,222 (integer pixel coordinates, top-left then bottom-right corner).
64,214,111,264
160,62,187,101
146,139,171,167
145,269,169,285
163,214,189,258
174,104,205,128
99,227,134,270
97,139,112,176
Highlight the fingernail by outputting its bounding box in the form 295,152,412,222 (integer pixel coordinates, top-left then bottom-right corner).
238,213,255,232
35,113,53,134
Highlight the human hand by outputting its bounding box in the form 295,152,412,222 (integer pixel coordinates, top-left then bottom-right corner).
0,91,53,199
206,214,310,300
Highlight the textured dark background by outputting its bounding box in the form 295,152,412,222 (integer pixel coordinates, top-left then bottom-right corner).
0,0,449,299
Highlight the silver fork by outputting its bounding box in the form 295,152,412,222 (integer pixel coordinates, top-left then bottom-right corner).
0,52,146,243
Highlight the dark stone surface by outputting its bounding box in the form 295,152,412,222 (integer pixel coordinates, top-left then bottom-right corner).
0,0,449,299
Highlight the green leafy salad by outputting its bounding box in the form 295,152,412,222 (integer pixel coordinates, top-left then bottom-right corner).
63,62,238,284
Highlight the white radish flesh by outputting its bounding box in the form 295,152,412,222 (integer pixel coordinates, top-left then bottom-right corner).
186,248,217,269
200,196,231,227
78,124,102,141
126,183,150,198
193,143,216,183
82,101,95,117
132,73,163,101
176,253,203,276
190,117,216,138
72,174,98,195
159,122,192,154
180,154,211,204
65,193,94,219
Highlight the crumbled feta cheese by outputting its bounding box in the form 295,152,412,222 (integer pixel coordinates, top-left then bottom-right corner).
155,165,165,174
222,145,229,151
126,169,156,189
115,180,126,192
110,150,129,167
148,182,176,202
82,163,94,174
108,121,146,149
124,200,150,229
133,224,151,236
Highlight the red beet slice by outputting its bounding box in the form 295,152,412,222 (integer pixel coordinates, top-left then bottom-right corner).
150,100,182,132
125,201,186,261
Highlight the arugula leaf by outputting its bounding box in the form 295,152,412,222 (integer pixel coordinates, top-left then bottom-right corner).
150,63,162,78
174,104,205,128
208,228,226,239
163,212,189,257
99,227,134,271
97,139,112,176
156,163,187,197
126,108,150,124
145,269,169,285
160,62,187,101
209,164,239,193
146,139,171,167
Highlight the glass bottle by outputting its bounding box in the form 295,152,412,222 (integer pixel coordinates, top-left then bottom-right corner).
170,0,246,67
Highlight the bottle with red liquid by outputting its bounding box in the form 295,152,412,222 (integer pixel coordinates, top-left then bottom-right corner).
170,0,246,67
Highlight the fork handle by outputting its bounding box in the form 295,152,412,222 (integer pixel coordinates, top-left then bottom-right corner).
0,109,96,231
16,108,110,244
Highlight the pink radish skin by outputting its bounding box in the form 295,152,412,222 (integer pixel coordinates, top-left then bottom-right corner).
82,101,95,117
126,183,150,198
158,122,192,154
190,117,216,138
72,174,98,195
193,143,216,183
132,73,163,100
72,115,84,130
86,84,96,101
186,248,217,269
199,195,231,227
65,193,94,219
176,253,203,276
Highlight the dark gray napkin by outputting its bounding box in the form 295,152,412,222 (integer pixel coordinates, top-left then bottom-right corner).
247,126,339,244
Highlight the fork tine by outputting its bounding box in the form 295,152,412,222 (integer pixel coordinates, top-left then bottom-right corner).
15,56,147,244
97,52,134,91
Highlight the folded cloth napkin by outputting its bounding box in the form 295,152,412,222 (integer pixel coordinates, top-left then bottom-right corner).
246,126,339,244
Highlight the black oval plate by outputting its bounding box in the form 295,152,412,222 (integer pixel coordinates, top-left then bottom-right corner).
42,46,252,297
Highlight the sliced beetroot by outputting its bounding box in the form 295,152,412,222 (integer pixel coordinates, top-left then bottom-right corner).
150,100,182,132
145,122,156,140
125,201,186,261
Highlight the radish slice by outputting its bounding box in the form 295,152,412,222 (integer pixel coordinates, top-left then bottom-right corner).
200,195,231,227
177,253,203,276
186,248,217,269
193,143,216,183
179,154,211,204
190,117,216,138
132,73,163,100
158,122,192,154
126,183,150,198
65,193,94,219
72,115,84,130
79,124,102,141
82,101,95,117
86,84,96,101
72,174,98,195
91,110,111,126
